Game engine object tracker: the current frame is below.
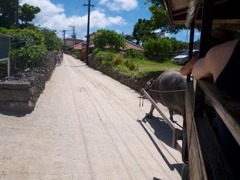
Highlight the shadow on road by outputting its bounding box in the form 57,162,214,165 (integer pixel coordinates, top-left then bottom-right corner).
137,116,183,176
0,110,28,117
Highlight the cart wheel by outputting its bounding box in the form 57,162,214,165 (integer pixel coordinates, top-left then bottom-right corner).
181,163,189,180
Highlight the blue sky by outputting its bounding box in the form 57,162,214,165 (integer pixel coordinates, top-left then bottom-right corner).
19,0,200,42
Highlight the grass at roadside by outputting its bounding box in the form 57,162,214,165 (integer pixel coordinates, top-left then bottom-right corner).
113,57,182,80
92,50,183,80
133,58,181,73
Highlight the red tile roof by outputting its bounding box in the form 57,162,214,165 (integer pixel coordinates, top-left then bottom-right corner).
124,40,144,51
72,39,144,51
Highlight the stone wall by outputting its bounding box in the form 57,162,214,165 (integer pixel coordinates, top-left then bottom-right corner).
0,52,56,113
88,54,146,92
0,53,146,113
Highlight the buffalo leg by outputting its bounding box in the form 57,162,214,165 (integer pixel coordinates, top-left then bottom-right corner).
146,104,155,118
169,109,175,122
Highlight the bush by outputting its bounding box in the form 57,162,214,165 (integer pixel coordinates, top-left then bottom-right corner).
3,28,45,49
95,51,115,66
124,60,135,71
94,50,139,73
92,49,181,78
39,27,63,51
0,27,63,71
112,55,123,65
125,49,144,59
11,44,47,70
93,48,101,55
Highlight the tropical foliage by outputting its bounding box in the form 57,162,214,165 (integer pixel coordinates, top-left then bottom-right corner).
130,0,186,45
19,3,41,27
0,0,18,29
0,1,63,71
93,49,181,78
93,29,126,51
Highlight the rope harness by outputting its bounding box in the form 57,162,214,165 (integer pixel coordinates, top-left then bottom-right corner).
139,88,186,107
147,89,186,93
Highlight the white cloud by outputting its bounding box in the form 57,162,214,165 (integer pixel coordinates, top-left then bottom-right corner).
99,0,138,11
19,0,127,39
21,0,64,15
90,10,126,28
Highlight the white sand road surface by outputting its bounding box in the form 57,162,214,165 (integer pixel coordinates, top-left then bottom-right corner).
0,54,183,180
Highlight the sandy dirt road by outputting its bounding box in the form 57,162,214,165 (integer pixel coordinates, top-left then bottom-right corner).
0,54,183,180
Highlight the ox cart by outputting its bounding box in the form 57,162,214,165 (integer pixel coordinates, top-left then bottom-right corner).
164,0,240,179
146,0,240,179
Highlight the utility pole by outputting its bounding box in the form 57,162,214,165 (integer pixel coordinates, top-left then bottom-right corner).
69,25,76,48
84,0,94,65
63,30,67,51
63,30,66,39
16,0,19,29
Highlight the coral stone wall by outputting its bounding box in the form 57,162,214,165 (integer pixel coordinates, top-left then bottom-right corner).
0,53,146,113
88,54,146,92
0,52,56,113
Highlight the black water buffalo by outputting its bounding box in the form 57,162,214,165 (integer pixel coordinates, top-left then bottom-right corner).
143,70,186,121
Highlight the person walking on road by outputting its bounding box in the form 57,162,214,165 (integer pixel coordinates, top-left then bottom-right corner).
56,51,61,65
60,50,64,62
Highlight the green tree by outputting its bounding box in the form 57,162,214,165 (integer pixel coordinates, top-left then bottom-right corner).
120,32,133,42
0,27,46,70
131,0,185,45
132,19,155,45
167,37,189,54
19,3,40,25
147,3,184,34
0,27,63,70
93,29,126,51
0,0,18,28
132,19,144,45
0,1,40,29
39,27,63,51
0,27,45,48
143,38,173,55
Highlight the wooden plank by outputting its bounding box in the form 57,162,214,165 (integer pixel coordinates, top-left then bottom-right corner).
185,81,234,179
198,80,240,145
172,128,182,151
185,81,206,180
141,89,179,131
173,19,240,27
194,114,234,180
141,88,181,150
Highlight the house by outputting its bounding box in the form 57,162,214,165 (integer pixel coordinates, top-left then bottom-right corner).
64,38,84,49
124,39,144,51
72,32,144,61
72,35,144,52
68,31,145,54
73,39,144,52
